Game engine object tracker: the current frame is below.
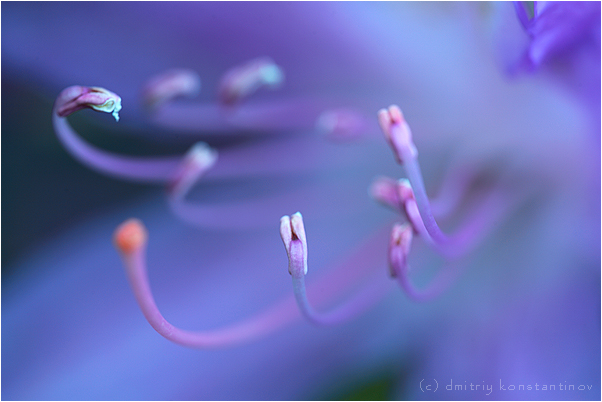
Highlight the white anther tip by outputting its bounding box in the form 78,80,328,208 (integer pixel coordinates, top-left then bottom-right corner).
280,212,308,275
279,215,292,246
398,178,411,188
112,101,122,121
396,178,414,202
260,63,284,87
188,142,218,170
377,108,391,134
290,212,305,238
88,87,122,121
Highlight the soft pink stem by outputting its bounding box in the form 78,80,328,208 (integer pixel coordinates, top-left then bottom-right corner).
52,98,181,182
394,260,466,302
116,220,393,348
150,97,359,135
281,213,393,326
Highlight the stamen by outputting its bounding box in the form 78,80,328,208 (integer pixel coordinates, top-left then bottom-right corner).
145,64,355,134
165,135,369,229
113,218,298,348
53,85,183,182
114,218,390,348
387,222,413,278
377,105,418,164
141,68,201,109
378,105,448,244
280,213,389,326
369,177,415,223
168,142,218,201
56,86,122,121
371,168,474,221
513,1,534,29
280,213,307,275
316,108,368,142
218,57,284,106
388,222,464,302
377,105,529,261
114,218,148,255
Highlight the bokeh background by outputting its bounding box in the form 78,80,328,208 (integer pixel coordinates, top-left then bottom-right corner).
2,2,600,400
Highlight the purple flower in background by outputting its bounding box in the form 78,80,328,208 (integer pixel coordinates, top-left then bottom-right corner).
514,1,600,68
2,2,600,400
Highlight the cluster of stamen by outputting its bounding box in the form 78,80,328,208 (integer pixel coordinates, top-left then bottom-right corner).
52,57,370,228
52,59,519,348
374,105,519,300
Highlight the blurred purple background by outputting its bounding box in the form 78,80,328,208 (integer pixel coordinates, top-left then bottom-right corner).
2,2,600,400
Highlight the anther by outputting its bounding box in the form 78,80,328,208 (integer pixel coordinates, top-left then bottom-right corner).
141,68,201,109
370,176,402,211
113,218,301,348
280,213,390,326
280,212,307,276
377,105,417,164
218,57,284,106
168,142,218,201
52,85,188,182
378,104,446,244
113,218,148,255
388,221,467,302
56,86,122,121
388,222,413,278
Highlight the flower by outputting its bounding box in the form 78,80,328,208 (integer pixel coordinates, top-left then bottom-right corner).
2,2,599,400
514,1,601,69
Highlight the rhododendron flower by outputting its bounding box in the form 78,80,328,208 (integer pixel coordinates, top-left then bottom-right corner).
2,2,599,400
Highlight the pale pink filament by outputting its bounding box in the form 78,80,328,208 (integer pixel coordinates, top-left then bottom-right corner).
52,86,182,182
377,104,530,301
388,223,467,302
378,105,515,256
115,219,393,348
280,213,392,326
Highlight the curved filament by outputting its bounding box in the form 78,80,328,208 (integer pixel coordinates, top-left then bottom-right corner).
280,213,392,326
114,219,393,347
53,86,182,182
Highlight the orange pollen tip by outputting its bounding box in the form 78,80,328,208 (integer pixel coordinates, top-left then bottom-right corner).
114,218,148,254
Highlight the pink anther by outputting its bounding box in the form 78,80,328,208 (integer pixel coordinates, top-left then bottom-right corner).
377,105,417,164
218,57,284,106
142,68,201,109
56,86,122,121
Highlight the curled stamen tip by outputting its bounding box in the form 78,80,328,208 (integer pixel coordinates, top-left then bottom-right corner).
218,57,284,105
388,223,413,277
279,212,308,275
316,109,367,142
141,68,201,109
56,86,122,121
113,218,148,254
